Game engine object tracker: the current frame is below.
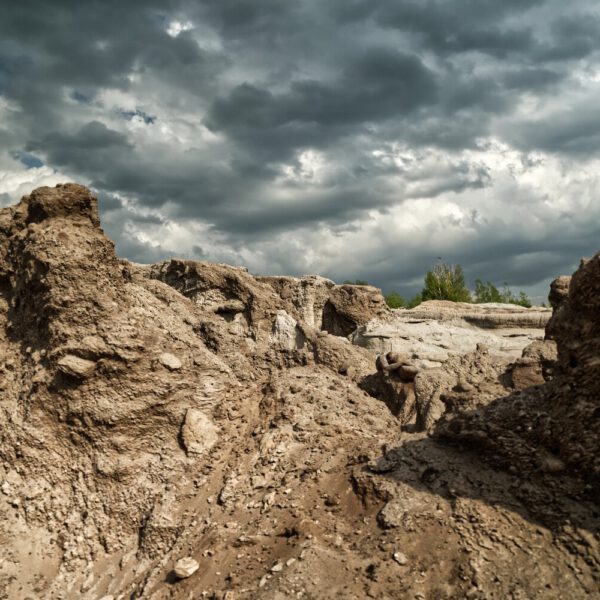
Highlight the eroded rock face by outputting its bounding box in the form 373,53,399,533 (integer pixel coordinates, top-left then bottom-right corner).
0,184,397,598
509,339,557,390
0,184,242,590
1,184,598,600
436,257,600,495
321,284,389,337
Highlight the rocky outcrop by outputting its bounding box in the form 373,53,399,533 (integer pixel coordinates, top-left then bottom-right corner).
1,184,598,600
405,300,551,328
0,185,241,574
508,339,557,390
436,255,600,496
0,185,395,598
353,300,550,367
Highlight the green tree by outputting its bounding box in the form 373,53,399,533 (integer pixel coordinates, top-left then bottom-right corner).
421,261,471,303
475,279,532,307
384,291,405,309
474,279,502,303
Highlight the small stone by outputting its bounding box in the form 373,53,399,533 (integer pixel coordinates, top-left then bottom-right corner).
286,558,296,567
541,456,566,473
159,352,182,370
392,552,408,565
174,557,199,579
57,354,96,379
271,563,283,573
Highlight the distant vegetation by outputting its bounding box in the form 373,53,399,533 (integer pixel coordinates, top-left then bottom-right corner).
345,260,533,309
421,262,471,303
473,280,532,308
343,279,370,286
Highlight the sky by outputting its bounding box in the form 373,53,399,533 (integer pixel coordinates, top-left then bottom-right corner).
1,0,599,302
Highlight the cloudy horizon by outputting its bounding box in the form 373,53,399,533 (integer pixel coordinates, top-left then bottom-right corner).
1,0,599,302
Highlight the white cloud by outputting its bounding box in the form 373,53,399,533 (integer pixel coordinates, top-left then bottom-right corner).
166,20,194,38
0,165,69,205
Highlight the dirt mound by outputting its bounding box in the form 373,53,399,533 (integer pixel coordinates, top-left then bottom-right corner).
0,185,598,599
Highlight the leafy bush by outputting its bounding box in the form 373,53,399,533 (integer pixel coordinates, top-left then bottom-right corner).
474,280,503,303
474,279,532,307
421,262,471,303
514,291,532,308
384,291,405,309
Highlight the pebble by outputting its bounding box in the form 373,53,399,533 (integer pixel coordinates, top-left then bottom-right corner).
271,563,284,572
392,552,408,565
174,557,200,579
57,354,96,379
541,456,566,474
159,352,182,371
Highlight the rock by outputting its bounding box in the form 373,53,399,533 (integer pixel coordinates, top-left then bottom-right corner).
321,284,389,337
353,300,550,367
510,339,557,390
26,183,100,226
414,346,512,431
392,552,408,565
437,253,600,495
159,352,182,370
271,563,283,572
548,275,571,309
57,354,96,379
174,557,200,578
181,409,218,455
541,455,566,474
271,310,305,350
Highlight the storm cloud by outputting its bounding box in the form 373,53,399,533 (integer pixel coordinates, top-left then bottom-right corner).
1,0,599,301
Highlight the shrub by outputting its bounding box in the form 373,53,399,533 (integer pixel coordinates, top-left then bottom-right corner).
515,291,532,308
474,279,503,303
421,262,471,303
474,279,532,307
384,291,405,309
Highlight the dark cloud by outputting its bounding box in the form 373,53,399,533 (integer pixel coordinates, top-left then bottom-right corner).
204,46,437,160
507,105,600,155
0,0,599,299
